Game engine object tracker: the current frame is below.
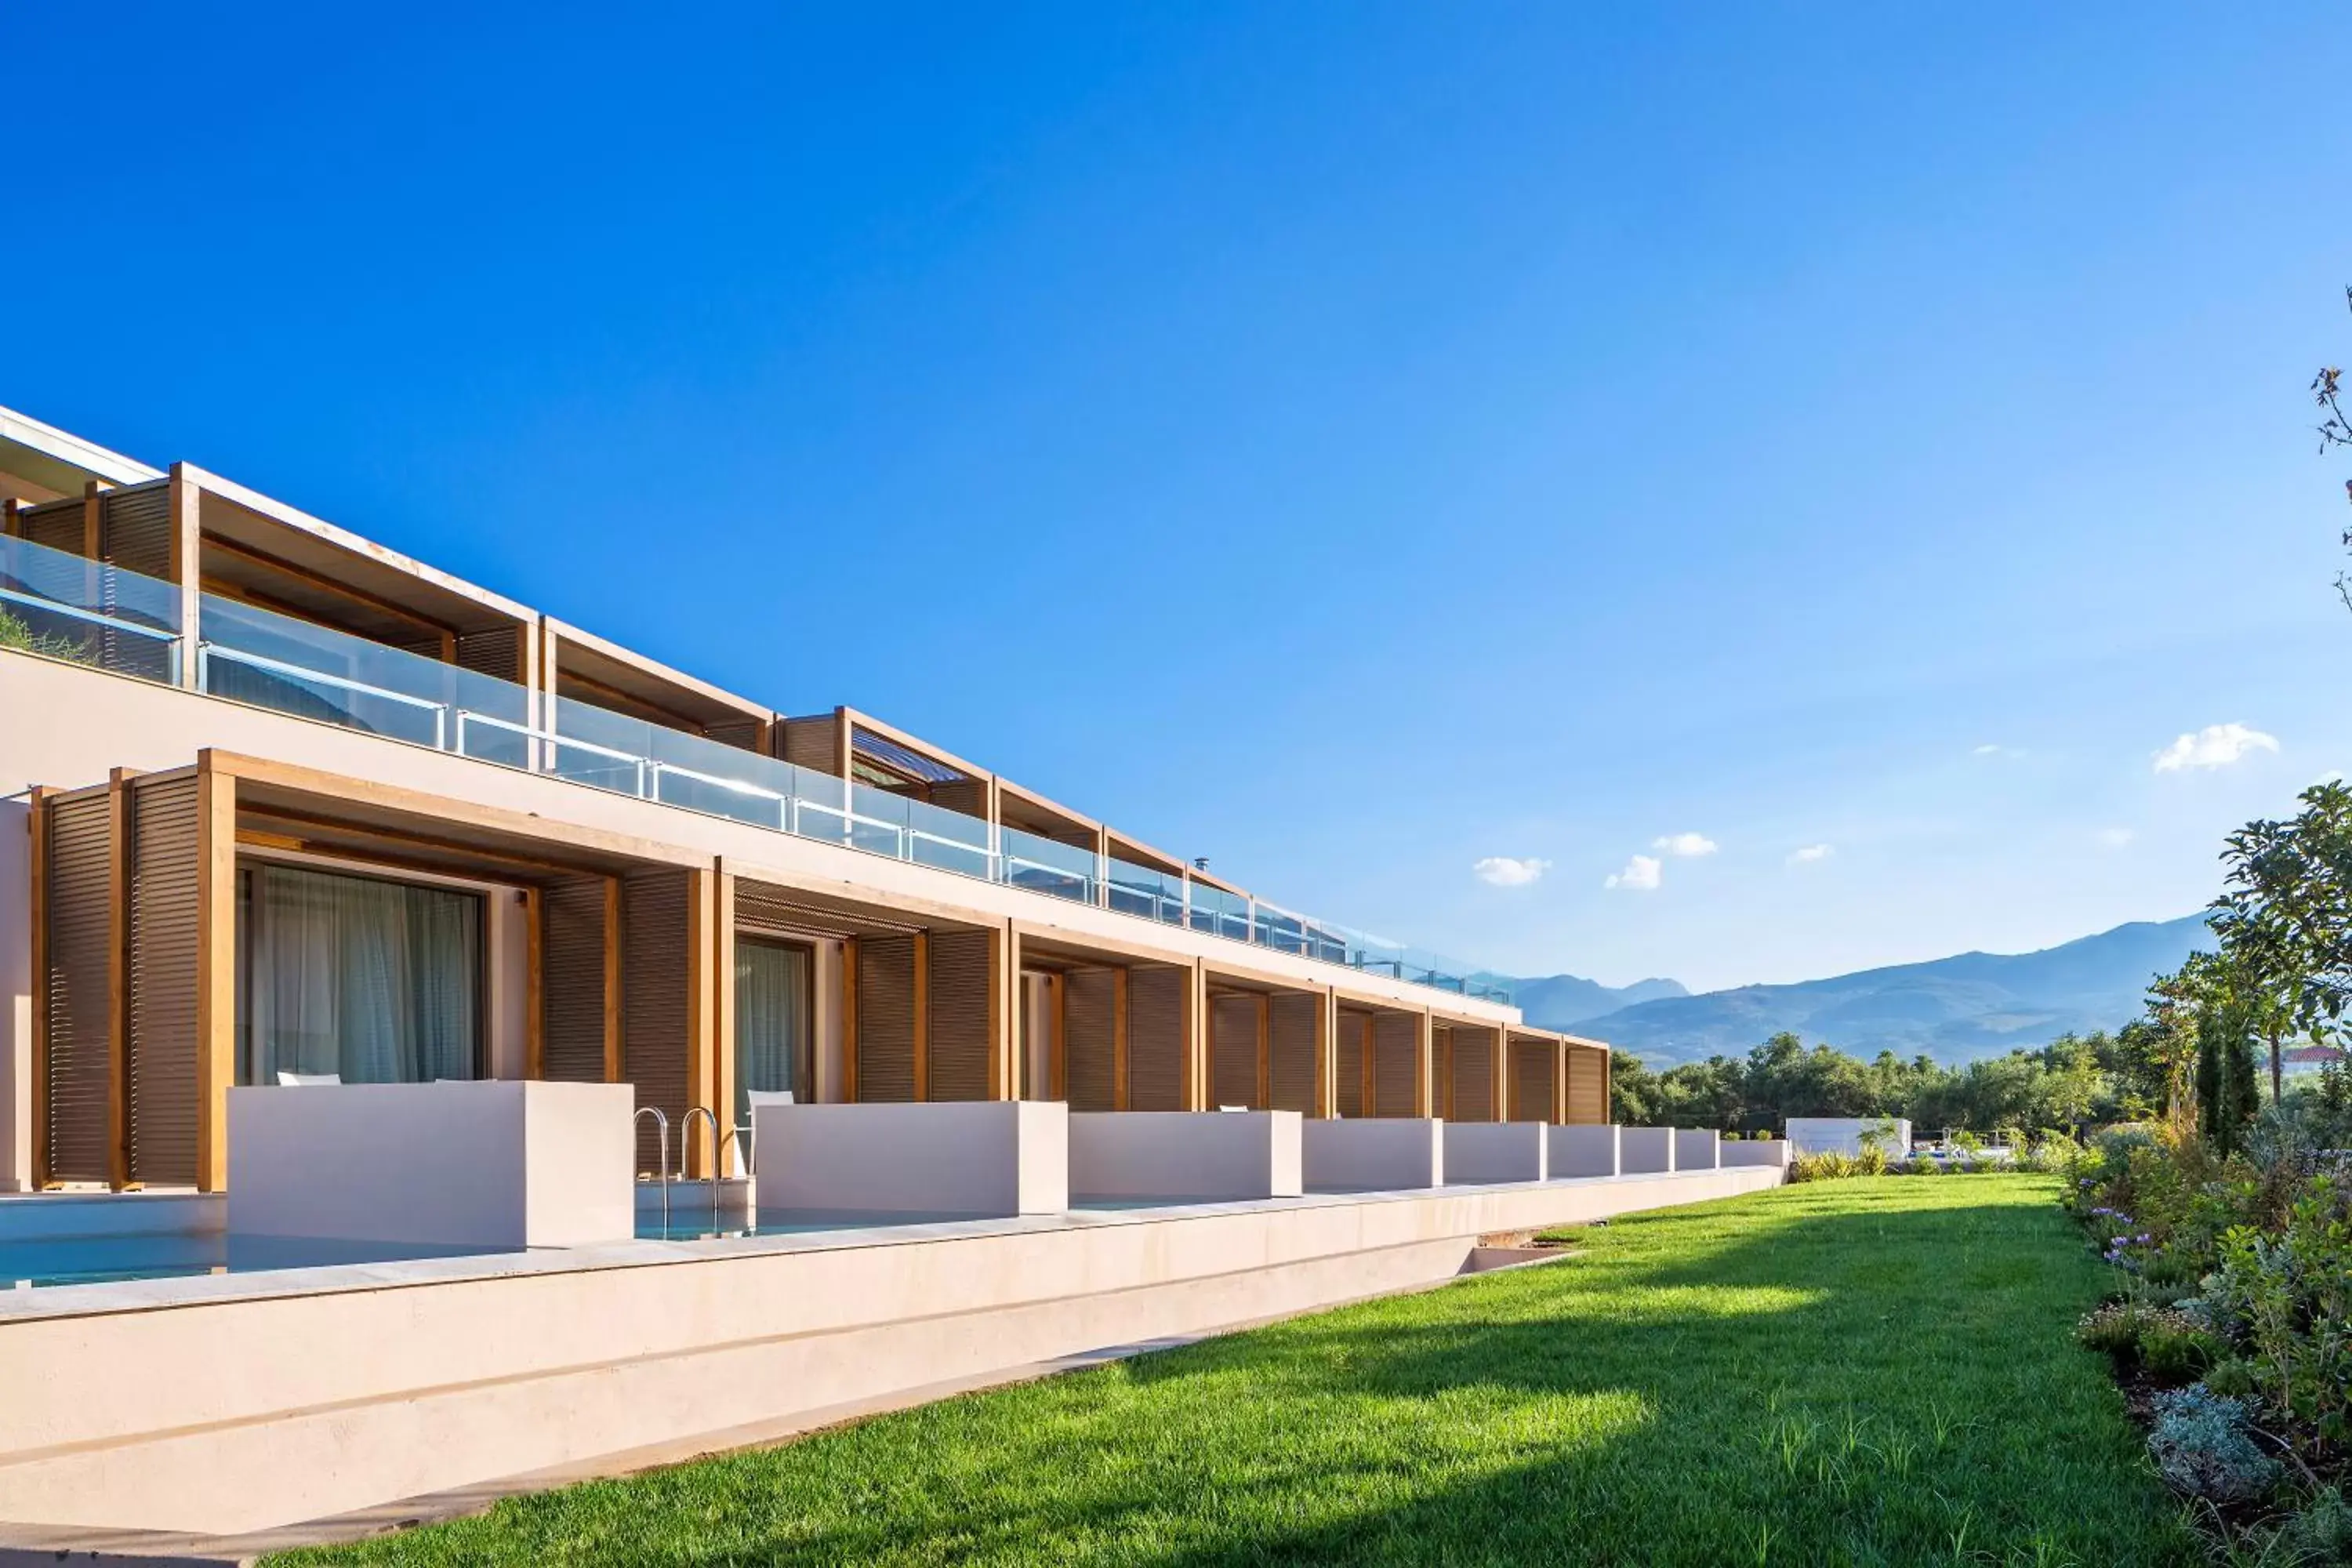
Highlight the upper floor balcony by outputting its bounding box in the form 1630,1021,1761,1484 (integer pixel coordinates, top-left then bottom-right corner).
0,459,1512,1007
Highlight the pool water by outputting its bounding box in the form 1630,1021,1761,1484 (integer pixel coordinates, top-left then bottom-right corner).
0,1232,522,1290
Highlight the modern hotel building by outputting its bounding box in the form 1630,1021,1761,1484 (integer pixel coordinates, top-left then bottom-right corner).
0,401,1608,1198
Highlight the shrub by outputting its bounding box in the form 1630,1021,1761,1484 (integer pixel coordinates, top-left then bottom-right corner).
1854,1145,1889,1176
2282,1487,2352,1564
2202,1357,2259,1399
1790,1152,1856,1183
2147,1386,2280,1504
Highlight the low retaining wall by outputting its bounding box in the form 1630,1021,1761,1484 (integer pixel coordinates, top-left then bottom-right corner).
1069,1112,1303,1201
1672,1129,1720,1172
1620,1127,1675,1174
753,1101,1069,1218
1721,1139,1791,1170
228,1082,634,1249
0,1164,1781,1538
1301,1118,1443,1190
1549,1124,1619,1178
1443,1122,1547,1184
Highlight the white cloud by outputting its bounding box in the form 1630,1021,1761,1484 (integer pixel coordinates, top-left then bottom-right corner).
1787,844,1834,865
2153,722,2280,774
1973,743,2023,758
2096,827,2136,849
1973,743,2004,756
1472,856,1549,887
1605,854,1662,892
1651,832,1719,858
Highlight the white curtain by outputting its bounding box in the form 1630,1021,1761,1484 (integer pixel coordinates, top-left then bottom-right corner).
735,939,810,1125
241,864,481,1085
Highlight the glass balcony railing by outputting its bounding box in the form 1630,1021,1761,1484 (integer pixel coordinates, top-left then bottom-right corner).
0,532,1512,1004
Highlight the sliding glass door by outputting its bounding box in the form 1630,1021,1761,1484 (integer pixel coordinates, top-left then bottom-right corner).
735,937,813,1125
235,862,485,1086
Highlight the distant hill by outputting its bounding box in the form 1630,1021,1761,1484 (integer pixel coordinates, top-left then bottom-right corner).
1508,973,1689,1025
1515,915,2209,1067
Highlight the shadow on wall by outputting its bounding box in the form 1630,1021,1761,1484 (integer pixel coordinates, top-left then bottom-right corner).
391,1184,2195,1568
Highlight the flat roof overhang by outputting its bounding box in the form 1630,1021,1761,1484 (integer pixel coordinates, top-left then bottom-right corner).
545,617,773,735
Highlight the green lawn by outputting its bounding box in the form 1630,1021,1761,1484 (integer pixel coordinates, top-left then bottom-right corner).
278,1176,2195,1567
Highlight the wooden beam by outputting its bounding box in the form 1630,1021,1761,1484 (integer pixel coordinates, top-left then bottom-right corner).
3,497,19,538
989,922,1013,1100
27,788,53,1189
1359,1013,1374,1119
1112,965,1130,1111
1315,988,1335,1119
1185,960,1207,1112
713,872,735,1171
684,867,723,1178
1492,1028,1508,1123
1047,971,1068,1101
193,761,236,1194
601,876,622,1083
912,931,931,1102
1415,1011,1434,1120
106,769,136,1191
1254,993,1271,1112
523,887,545,1080
82,481,100,560
1554,1042,1568,1126
841,936,860,1102
167,466,199,688
200,533,463,650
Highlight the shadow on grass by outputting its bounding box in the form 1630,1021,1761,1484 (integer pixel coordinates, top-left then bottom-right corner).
290,1181,2200,1568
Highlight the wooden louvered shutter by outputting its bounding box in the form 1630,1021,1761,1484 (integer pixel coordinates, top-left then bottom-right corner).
456,626,524,684
1063,968,1116,1111
1566,1047,1608,1123
1126,967,1186,1112
1511,1040,1553,1122
1451,1027,1495,1121
856,936,918,1102
926,931,992,1102
20,498,82,555
1209,993,1258,1109
539,876,610,1083
38,791,113,1185
100,483,172,579
126,775,201,1185
1371,1013,1420,1119
1268,993,1318,1114
1335,1012,1366,1118
622,869,690,1171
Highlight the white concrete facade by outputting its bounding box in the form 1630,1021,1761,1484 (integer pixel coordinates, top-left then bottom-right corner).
1441,1120,1547,1185
1069,1111,1303,1201
753,1100,1070,1218
1301,1117,1443,1191
227,1081,635,1249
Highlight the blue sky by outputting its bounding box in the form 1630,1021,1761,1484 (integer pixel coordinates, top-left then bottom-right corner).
9,5,2350,991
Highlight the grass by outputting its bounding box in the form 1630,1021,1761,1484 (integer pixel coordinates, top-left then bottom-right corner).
277,1176,2196,1567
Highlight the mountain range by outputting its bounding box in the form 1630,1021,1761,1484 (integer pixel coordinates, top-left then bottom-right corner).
1510,914,2210,1067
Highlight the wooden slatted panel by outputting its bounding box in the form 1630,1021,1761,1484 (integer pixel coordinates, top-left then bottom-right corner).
100,483,172,579
856,935,917,1102
1510,1040,1554,1123
40,793,112,1184
539,876,608,1083
930,778,988,820
622,869,690,1172
1126,967,1185,1112
1566,1046,1608,1124
127,775,200,1185
702,718,764,753
1450,1026,1495,1121
782,714,842,775
1335,1011,1367,1117
1063,968,1116,1111
926,931,991,1102
19,498,83,555
1209,993,1258,1109
1268,993,1318,1114
1370,1013,1420,1119
456,626,523,684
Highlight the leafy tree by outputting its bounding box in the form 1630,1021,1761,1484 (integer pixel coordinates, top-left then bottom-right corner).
2316,285,2352,604
2209,782,2352,1094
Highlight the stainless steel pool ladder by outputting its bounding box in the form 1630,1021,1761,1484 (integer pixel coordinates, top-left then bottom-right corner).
633,1105,671,1232
679,1105,723,1236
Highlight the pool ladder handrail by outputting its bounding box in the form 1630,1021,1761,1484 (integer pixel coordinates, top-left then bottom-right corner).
633,1105,671,1233
680,1105,723,1237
